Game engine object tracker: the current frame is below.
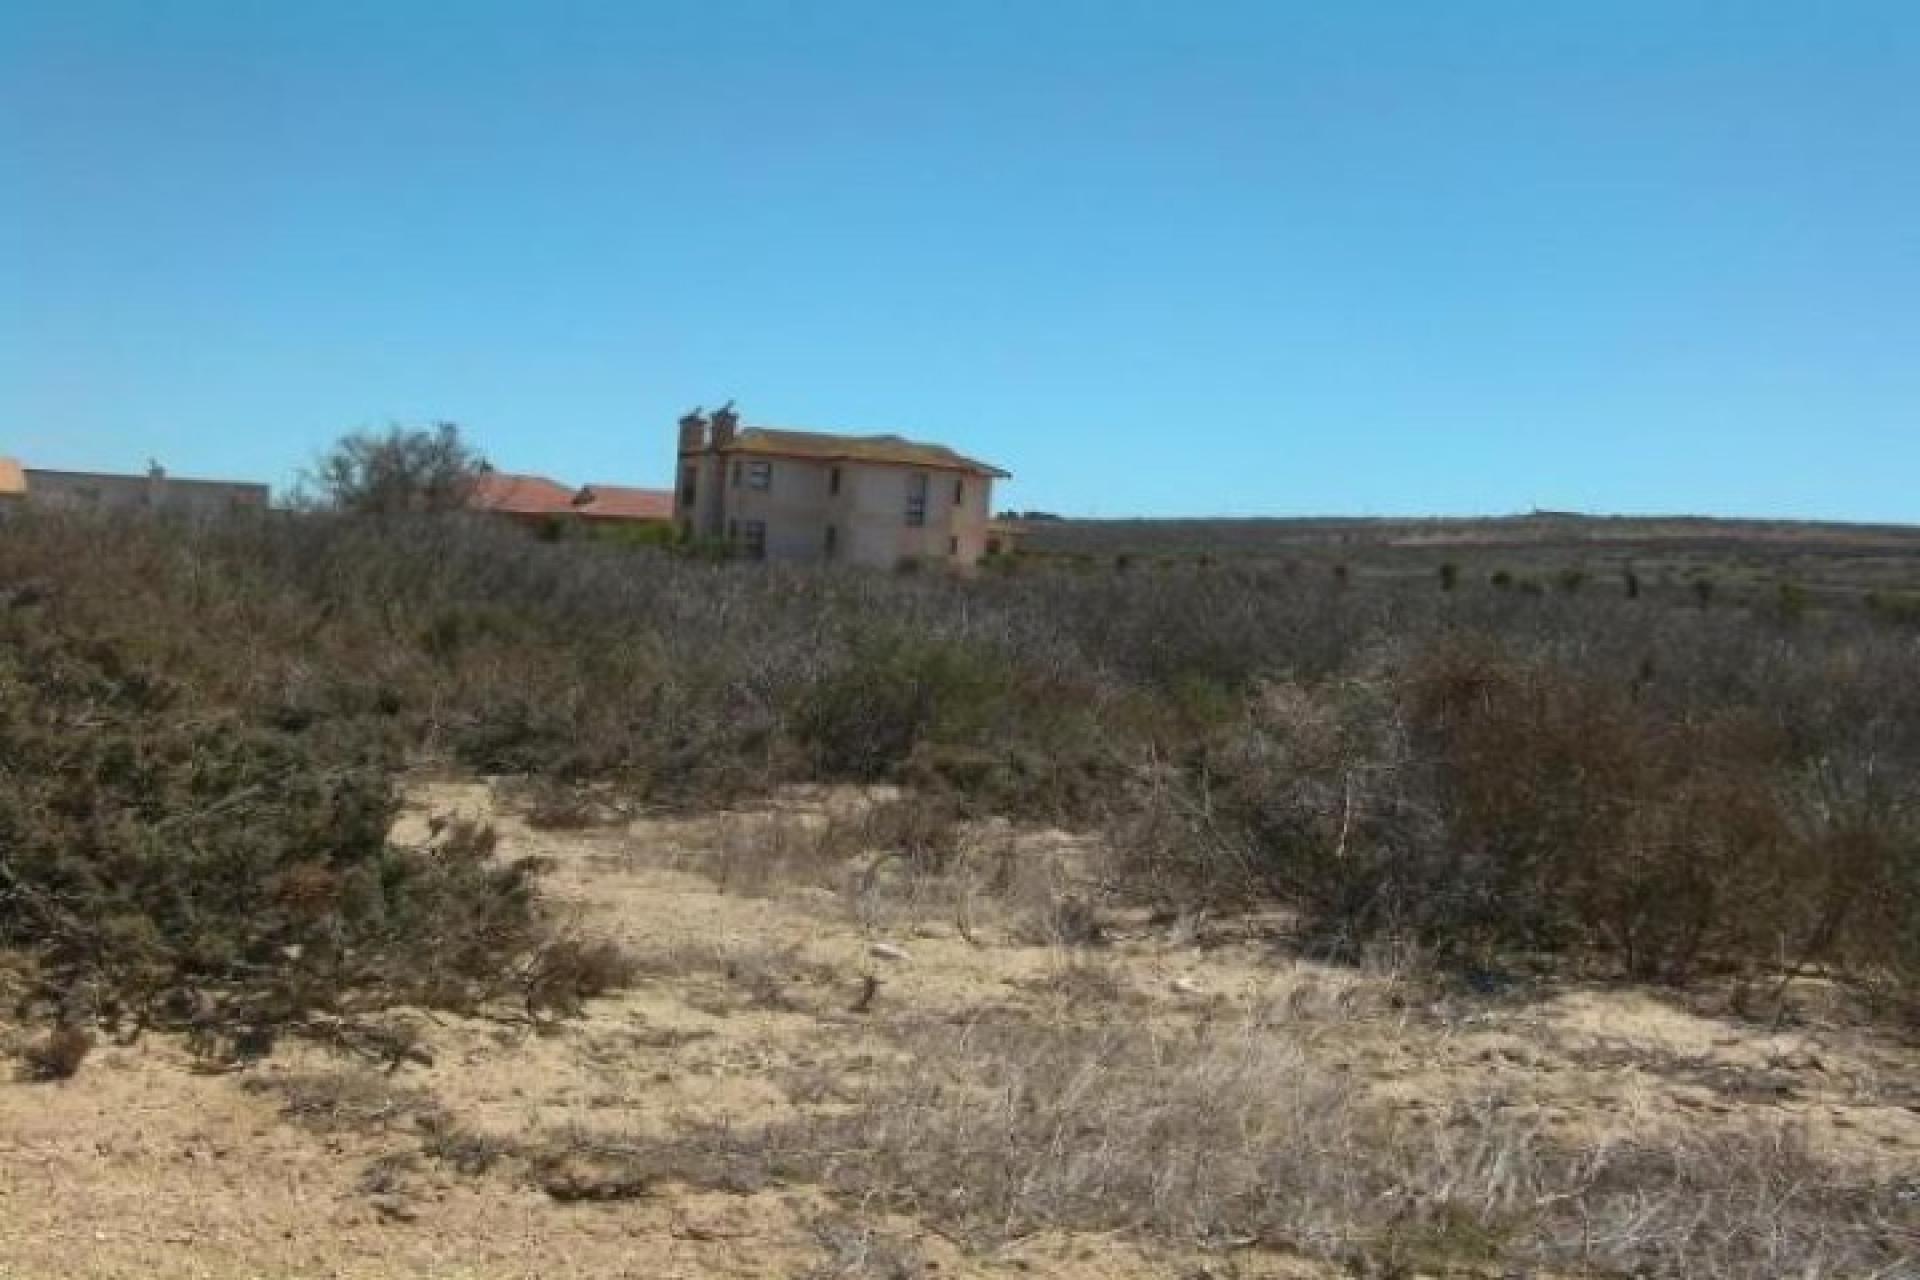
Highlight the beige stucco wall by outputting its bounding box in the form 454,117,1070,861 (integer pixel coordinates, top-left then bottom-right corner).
23,469,268,515
837,463,993,567
691,453,996,569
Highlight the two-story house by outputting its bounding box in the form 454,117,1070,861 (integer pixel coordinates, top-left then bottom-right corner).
675,406,1010,569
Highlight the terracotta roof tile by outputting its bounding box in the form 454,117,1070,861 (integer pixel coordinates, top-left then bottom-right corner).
722,428,1009,478
573,484,674,521
469,471,577,516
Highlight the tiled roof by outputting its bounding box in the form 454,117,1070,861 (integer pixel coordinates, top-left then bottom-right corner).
0,457,24,497
574,484,674,521
722,428,1009,478
469,471,577,516
471,472,675,523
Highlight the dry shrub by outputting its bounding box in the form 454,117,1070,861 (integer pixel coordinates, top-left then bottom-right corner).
3,509,1918,1015
675,794,974,931
1015,951,1131,1005
505,777,609,830
532,1123,778,1200
1017,891,1107,948
714,940,841,1013
419,1120,522,1176
519,936,638,1017
693,794,1082,944
627,936,845,1016
1121,648,1920,1001
804,1214,928,1280
18,1025,93,1082
853,793,964,878
690,811,852,897
1542,1126,1920,1278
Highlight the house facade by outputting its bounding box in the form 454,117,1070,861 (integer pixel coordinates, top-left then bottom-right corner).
675,407,1009,569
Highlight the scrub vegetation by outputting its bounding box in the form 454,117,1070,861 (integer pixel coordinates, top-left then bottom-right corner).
2,460,1917,1276
3,501,1916,1025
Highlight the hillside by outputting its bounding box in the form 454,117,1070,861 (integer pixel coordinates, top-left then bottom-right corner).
1016,513,1920,603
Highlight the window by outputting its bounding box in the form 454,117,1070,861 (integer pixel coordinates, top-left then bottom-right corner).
727,518,737,542
679,467,697,508
954,477,965,504
829,467,842,496
747,461,772,490
743,520,767,560
824,524,838,558
949,536,959,557
905,472,928,527
731,461,741,488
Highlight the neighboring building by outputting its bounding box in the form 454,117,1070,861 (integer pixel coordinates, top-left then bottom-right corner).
469,470,579,528
468,469,675,533
985,519,1023,557
572,484,675,525
0,457,25,511
8,460,268,516
674,405,1011,569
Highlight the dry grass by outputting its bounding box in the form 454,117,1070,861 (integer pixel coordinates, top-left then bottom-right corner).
525,1004,1917,1277
1546,1127,1920,1278
244,1069,445,1136
803,1214,929,1280
645,793,1101,950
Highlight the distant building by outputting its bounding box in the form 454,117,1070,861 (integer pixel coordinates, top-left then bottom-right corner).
674,405,1011,569
0,458,268,516
468,469,675,533
984,519,1023,557
572,484,675,525
469,471,580,528
0,457,25,509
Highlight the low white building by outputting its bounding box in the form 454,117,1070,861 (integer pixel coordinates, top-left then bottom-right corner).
0,457,269,516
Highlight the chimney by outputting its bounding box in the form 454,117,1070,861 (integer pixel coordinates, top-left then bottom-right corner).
710,400,739,450
677,408,708,454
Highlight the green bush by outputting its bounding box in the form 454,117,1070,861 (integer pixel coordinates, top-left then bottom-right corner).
0,599,625,1059
788,632,1015,781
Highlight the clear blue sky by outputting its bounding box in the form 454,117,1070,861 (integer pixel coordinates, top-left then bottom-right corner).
3,2,1915,519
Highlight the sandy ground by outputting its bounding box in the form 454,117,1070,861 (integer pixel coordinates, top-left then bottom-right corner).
3,781,1916,1279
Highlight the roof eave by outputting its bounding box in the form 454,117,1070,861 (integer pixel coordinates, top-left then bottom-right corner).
719,441,1009,478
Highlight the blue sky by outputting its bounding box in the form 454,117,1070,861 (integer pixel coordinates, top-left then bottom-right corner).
3,1,1915,519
